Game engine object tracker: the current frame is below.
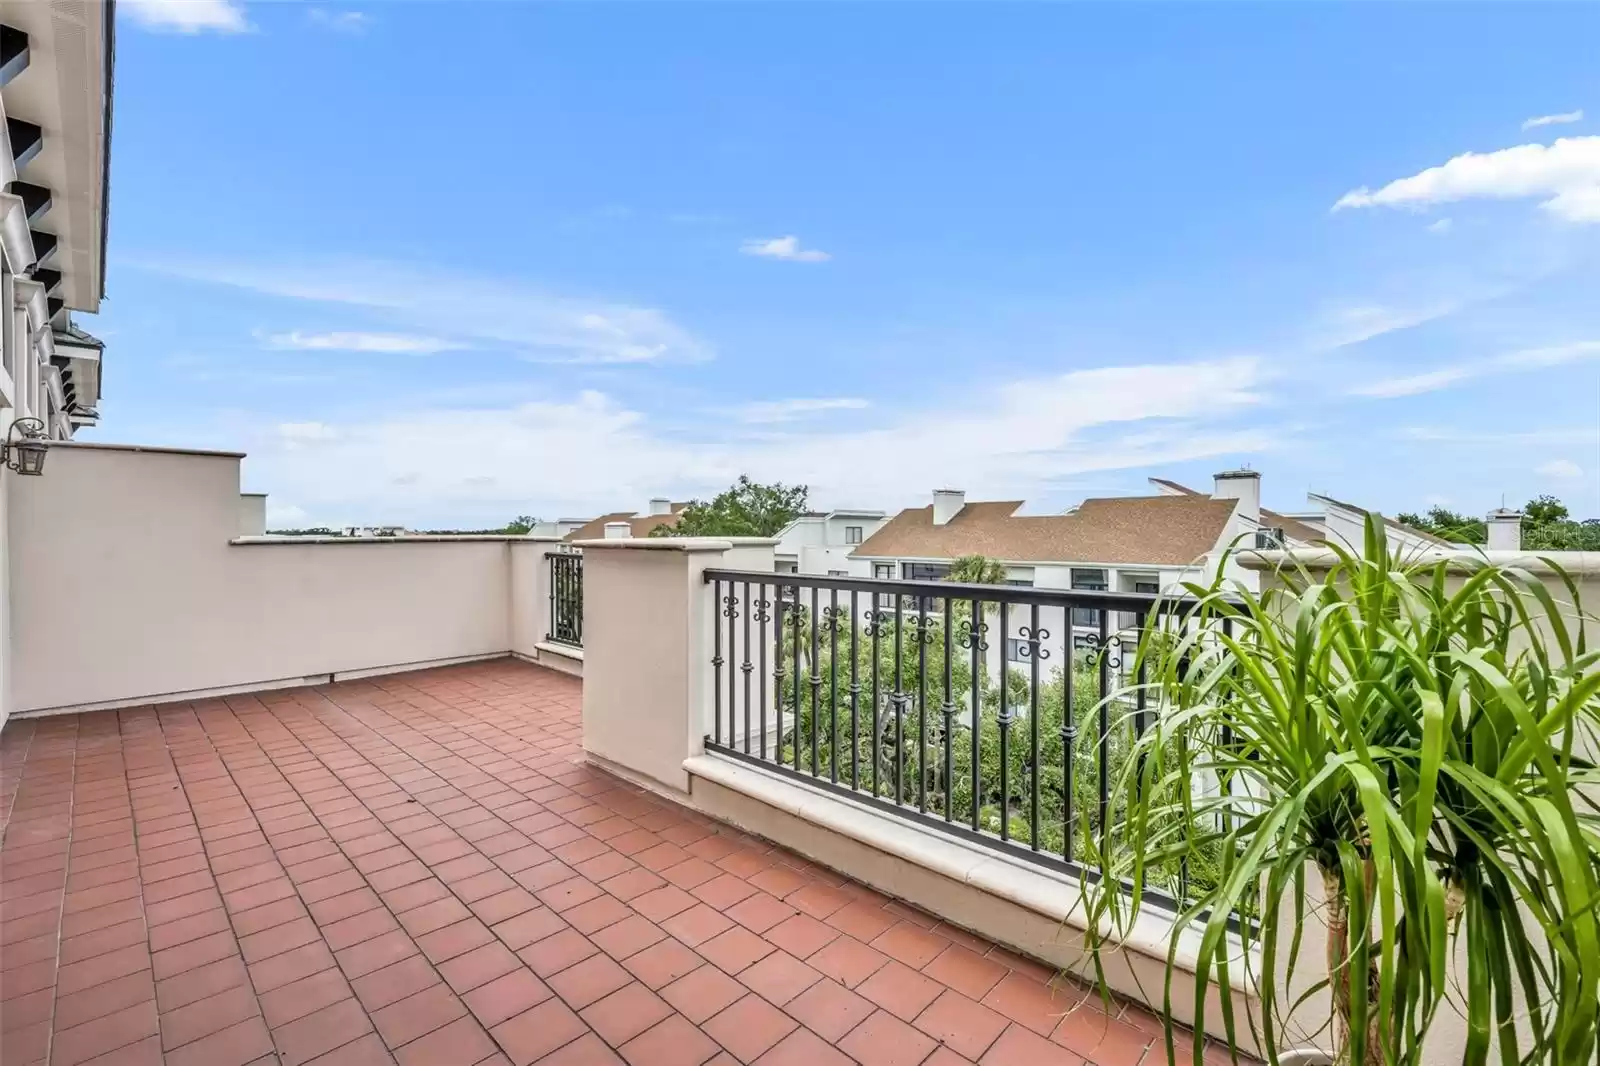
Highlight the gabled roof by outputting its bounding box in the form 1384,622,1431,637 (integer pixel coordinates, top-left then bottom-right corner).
563,504,688,542
1151,477,1324,545
851,496,1237,566
1308,493,1457,548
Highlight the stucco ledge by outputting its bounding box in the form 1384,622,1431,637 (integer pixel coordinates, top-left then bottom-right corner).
682,752,1255,994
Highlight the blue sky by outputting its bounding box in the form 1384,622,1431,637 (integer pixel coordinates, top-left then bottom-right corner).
104,0,1600,528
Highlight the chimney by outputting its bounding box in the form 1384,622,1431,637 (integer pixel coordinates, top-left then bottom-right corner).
648,497,672,516
1486,508,1522,551
1212,469,1261,525
604,521,631,540
932,489,965,526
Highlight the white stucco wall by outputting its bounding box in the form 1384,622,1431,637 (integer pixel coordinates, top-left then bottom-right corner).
238,492,267,537
7,443,528,714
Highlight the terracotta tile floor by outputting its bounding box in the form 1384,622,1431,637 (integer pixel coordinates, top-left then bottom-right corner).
0,659,1226,1066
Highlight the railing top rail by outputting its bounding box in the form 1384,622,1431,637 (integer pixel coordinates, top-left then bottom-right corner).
701,568,1197,612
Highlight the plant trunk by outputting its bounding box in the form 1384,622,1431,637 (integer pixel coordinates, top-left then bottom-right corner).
1323,865,1385,1066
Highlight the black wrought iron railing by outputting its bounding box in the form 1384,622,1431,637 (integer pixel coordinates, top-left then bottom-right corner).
549,551,583,647
701,569,1215,918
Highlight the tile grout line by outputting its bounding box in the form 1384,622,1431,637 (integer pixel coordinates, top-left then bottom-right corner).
42,713,81,1066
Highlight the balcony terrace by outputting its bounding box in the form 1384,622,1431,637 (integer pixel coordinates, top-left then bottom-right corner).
1,659,1192,1066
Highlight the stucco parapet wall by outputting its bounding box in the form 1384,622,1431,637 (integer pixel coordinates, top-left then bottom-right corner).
572,536,781,552
232,535,538,545
46,440,248,459
1240,548,1600,576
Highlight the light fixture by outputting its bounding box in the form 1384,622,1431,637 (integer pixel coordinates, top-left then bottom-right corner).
2,417,48,475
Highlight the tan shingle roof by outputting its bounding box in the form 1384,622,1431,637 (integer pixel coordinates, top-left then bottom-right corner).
564,510,683,541
1151,477,1324,545
851,496,1237,566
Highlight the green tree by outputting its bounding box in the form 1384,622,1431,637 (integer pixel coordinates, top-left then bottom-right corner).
945,555,1008,585
503,515,536,535
1396,506,1485,544
1523,494,1569,525
656,476,808,537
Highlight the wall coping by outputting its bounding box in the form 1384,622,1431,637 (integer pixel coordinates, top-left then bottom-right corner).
683,752,1255,994
231,535,529,546
1240,547,1600,576
573,536,779,553
46,440,248,459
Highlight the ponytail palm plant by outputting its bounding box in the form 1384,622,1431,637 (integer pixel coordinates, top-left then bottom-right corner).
1079,516,1600,1066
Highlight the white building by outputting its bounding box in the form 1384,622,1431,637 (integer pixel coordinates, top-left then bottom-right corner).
1,1,108,444
773,508,888,575
850,470,1454,669
1,1,109,730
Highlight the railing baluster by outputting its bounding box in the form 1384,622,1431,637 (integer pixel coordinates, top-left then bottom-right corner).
1097,607,1111,849
712,580,723,747
968,597,981,831
829,588,840,784
998,600,1011,842
810,585,821,779
893,594,904,805
1029,603,1041,852
916,594,928,813
759,585,769,762
741,581,753,755
849,590,860,791
727,586,739,750
1062,623,1075,861
941,597,954,823
793,584,803,774
870,600,881,798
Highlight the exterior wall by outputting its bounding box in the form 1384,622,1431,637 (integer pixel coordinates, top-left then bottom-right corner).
7,444,521,715
776,513,885,576
579,537,776,793
238,493,267,536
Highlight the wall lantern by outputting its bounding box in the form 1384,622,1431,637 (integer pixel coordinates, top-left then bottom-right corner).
2,417,48,475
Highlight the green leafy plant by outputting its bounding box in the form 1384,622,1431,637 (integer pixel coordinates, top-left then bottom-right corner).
1080,514,1600,1066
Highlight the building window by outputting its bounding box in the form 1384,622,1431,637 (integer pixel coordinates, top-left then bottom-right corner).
1255,528,1286,549
903,562,951,583
873,563,894,580
1071,569,1107,626
845,525,863,544
1135,580,1159,594
828,569,847,577
777,561,798,574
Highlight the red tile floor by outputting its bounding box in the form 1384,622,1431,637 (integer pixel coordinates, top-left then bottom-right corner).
0,659,1230,1066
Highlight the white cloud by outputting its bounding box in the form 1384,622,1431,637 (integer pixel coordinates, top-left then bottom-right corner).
1523,110,1583,131
1311,302,1461,349
1334,136,1600,223
732,397,870,424
1400,426,1600,446
1536,459,1585,480
1427,218,1453,234
306,8,369,33
1353,340,1600,399
262,330,463,354
740,236,831,263
276,422,340,448
265,502,308,526
145,258,711,365
1350,367,1476,399
242,356,1274,525
123,0,249,33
